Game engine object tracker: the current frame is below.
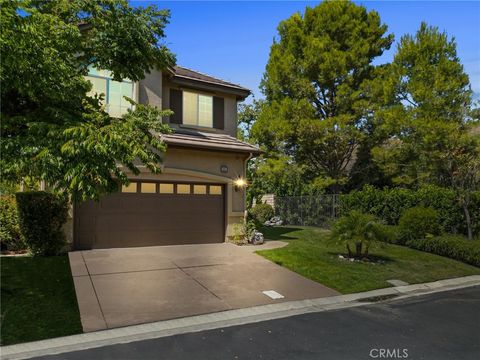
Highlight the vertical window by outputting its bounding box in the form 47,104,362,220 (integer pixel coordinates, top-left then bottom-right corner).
85,76,107,101
198,95,213,127
183,91,198,126
86,67,134,117
182,91,213,127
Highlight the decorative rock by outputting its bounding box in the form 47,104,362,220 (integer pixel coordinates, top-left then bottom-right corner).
265,216,283,227
250,231,265,245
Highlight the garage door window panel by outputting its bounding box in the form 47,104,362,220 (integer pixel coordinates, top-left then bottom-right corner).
193,185,207,194
141,183,157,193
159,183,174,194
177,184,191,194
122,183,138,193
209,185,222,195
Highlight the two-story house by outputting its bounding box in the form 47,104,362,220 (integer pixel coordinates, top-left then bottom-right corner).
73,66,260,249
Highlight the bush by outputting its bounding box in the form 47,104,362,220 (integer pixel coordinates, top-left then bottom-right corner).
406,235,480,267
340,185,479,236
15,192,69,256
249,203,274,224
0,195,25,251
229,222,248,245
398,206,441,243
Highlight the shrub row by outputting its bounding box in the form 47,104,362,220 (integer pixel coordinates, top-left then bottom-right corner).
340,185,480,237
406,235,480,268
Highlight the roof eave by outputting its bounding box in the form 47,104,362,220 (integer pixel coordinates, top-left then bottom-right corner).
164,142,262,155
168,74,251,101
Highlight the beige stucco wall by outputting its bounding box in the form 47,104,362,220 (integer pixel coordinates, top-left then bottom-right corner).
138,69,163,109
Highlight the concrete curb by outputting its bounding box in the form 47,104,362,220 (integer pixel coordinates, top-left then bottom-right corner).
2,275,479,360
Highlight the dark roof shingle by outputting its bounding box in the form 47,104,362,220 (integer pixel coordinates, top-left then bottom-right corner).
161,129,261,154
173,66,250,93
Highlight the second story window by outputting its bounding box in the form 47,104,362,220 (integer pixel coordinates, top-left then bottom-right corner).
169,88,224,130
183,91,213,127
85,67,134,118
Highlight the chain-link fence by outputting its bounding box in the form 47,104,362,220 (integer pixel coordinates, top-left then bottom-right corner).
274,194,340,227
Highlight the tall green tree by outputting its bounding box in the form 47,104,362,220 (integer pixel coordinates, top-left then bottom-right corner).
1,0,175,200
237,98,264,142
253,0,393,192
372,23,474,186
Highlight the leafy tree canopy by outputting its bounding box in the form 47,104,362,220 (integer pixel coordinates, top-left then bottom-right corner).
1,0,175,200
253,0,393,192
372,23,477,186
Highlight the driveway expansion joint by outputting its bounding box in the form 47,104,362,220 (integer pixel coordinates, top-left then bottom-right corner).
173,261,225,301
80,252,109,330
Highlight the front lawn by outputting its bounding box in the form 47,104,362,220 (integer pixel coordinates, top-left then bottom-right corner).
1,255,82,345
257,226,480,294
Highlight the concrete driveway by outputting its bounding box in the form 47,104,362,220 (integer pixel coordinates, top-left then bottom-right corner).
69,242,339,332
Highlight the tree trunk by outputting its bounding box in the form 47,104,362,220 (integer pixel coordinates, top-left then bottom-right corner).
346,244,352,258
355,242,362,258
462,202,473,240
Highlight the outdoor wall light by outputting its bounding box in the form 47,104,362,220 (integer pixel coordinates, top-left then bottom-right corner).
234,177,247,191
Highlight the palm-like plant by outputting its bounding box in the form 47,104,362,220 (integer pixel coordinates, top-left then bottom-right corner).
332,211,383,259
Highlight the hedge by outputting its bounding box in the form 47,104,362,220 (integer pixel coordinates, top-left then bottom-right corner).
15,191,68,256
0,195,25,251
340,185,479,237
406,235,480,268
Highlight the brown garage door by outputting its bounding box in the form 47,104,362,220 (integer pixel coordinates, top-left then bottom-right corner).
74,182,225,249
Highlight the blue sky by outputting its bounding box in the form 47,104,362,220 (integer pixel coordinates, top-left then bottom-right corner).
134,1,480,102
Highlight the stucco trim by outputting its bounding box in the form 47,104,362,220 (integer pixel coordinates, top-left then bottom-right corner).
163,167,239,217
161,167,230,182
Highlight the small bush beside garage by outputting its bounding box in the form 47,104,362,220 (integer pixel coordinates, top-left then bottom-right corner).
0,195,26,252
15,191,69,256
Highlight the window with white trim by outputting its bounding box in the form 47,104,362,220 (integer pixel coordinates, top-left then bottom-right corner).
182,91,213,127
86,67,134,117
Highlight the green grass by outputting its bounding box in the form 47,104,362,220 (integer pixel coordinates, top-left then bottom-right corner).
1,255,82,345
257,226,480,294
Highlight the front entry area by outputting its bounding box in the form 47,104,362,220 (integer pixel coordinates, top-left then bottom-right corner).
74,182,225,249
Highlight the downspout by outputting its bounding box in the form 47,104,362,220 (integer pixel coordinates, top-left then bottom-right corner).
243,152,253,219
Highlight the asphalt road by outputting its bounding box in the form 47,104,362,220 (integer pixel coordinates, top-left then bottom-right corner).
34,286,480,360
